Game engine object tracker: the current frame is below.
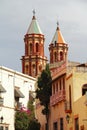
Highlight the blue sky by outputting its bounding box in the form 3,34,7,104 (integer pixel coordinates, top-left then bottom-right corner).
0,0,87,72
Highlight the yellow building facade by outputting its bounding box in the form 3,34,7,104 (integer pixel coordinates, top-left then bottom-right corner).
66,64,87,130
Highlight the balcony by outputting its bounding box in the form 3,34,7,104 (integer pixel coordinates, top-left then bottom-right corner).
65,101,72,113
50,90,66,106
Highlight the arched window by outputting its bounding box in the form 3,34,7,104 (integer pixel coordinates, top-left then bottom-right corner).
63,77,65,89
30,43,32,54
56,82,58,92
59,80,61,90
50,52,53,63
36,43,39,52
60,51,63,61
53,84,55,95
39,65,42,72
26,65,28,74
69,85,72,109
82,84,87,95
32,64,36,76
54,52,57,62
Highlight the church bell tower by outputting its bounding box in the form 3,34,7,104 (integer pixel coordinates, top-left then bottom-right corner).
21,11,47,77
49,22,68,67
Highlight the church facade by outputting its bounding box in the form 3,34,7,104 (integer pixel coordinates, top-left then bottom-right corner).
21,12,87,130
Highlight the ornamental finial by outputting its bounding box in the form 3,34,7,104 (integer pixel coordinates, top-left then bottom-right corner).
57,21,59,30
32,9,36,19
33,9,35,16
57,21,59,27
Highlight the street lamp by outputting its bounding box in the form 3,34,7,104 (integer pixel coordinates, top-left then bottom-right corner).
0,116,3,123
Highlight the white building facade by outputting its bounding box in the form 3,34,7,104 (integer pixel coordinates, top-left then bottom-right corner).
0,66,36,130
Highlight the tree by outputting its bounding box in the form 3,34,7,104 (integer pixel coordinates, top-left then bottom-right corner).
15,100,41,130
27,100,35,121
36,64,52,130
15,111,29,130
28,119,40,130
27,100,41,130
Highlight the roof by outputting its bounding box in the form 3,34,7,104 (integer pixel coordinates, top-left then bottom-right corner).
27,13,43,34
51,23,65,44
0,66,36,81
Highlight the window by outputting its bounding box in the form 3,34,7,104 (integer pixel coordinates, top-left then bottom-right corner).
60,52,63,61
26,65,29,74
82,84,87,95
50,52,53,63
63,78,65,89
36,43,39,52
56,82,58,92
0,126,3,130
39,65,42,72
54,52,57,62
69,85,72,109
60,118,63,130
5,127,8,130
32,64,36,76
53,122,58,130
30,43,32,54
0,126,9,130
75,118,79,130
80,125,84,130
59,80,61,90
53,84,55,94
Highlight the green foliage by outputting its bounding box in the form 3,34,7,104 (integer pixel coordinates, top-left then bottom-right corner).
15,75,43,130
15,111,29,130
15,99,41,130
27,100,35,121
36,64,52,115
28,119,41,130
27,100,34,111
15,110,40,130
27,100,41,130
